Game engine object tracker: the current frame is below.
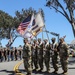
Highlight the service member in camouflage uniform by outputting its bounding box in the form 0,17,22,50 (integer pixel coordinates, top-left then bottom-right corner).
51,38,58,74
58,38,69,75
31,39,38,71
22,38,32,75
37,38,43,71
43,39,50,73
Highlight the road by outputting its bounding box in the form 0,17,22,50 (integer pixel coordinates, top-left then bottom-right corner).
19,57,75,75
0,57,75,75
0,60,21,75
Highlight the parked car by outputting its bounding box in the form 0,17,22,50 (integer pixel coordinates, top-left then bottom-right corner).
69,48,75,57
72,50,75,57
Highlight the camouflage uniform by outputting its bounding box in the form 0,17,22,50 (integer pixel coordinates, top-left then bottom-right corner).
51,38,58,73
43,39,50,73
31,39,38,70
58,38,69,74
23,38,32,75
37,38,43,71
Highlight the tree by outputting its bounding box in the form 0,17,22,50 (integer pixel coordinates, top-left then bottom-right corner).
0,8,45,47
0,10,14,39
0,10,18,47
46,0,75,37
15,7,45,25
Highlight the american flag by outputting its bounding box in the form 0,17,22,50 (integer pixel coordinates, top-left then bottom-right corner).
17,14,32,35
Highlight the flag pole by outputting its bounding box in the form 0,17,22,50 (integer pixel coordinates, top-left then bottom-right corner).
44,25,50,43
35,35,37,40
42,27,44,41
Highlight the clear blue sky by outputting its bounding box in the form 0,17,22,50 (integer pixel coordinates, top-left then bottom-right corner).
0,0,74,47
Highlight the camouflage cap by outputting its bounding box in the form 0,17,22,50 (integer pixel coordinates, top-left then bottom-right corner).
38,38,41,41
51,38,56,41
33,39,37,42
59,37,64,41
44,39,48,42
24,38,28,41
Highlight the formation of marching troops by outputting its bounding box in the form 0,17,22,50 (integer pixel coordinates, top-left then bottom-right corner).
23,37,69,75
0,46,22,62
